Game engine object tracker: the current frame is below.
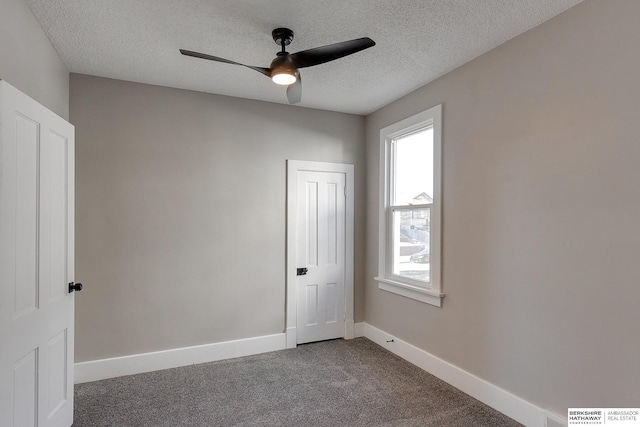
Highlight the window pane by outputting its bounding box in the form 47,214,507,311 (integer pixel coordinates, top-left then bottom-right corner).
392,208,430,284
393,127,433,206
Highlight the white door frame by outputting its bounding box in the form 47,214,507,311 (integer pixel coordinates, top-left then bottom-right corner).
286,160,355,349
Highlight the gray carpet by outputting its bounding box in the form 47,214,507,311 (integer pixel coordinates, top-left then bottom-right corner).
74,338,522,426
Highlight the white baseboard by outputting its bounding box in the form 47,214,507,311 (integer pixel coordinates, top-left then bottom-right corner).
75,333,286,384
354,322,365,338
363,323,549,427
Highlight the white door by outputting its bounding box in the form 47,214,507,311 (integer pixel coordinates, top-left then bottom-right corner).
0,81,76,427
295,170,346,344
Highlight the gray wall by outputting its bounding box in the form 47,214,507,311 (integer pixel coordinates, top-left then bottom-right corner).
0,0,69,119
71,74,365,362
365,0,640,415
22,0,637,413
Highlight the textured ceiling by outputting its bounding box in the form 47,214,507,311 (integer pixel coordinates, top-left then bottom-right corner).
25,0,583,115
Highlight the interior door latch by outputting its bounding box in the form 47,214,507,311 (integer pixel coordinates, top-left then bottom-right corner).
296,268,308,276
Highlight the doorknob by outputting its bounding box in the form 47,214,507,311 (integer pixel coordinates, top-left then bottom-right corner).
296,268,308,276
68,282,83,293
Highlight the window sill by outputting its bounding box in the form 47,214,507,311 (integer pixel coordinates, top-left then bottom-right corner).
375,277,443,307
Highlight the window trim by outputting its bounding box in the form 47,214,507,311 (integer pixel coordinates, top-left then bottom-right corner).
375,105,443,307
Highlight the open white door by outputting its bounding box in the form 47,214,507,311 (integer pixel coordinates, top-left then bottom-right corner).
0,81,76,427
286,161,354,347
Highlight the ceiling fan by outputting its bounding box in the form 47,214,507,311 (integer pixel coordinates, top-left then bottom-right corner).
180,28,375,104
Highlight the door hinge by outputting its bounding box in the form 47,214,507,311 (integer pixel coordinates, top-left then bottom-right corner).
344,186,347,198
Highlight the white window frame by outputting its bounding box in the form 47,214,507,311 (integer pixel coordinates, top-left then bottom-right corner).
375,105,443,307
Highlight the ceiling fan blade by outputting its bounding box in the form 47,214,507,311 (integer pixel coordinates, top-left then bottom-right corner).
179,49,270,77
286,73,302,104
289,37,375,69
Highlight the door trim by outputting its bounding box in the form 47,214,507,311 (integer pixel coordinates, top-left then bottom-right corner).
286,160,355,348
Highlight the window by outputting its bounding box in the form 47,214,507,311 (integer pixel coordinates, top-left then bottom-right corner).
375,105,442,306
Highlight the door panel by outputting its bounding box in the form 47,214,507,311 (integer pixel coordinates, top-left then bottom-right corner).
13,349,38,427
327,183,337,265
13,115,39,318
325,282,337,323
0,81,75,427
306,181,318,266
47,329,68,417
296,171,346,344
305,284,319,326
46,131,69,301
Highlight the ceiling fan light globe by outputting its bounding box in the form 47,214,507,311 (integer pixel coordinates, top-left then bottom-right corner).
272,72,297,85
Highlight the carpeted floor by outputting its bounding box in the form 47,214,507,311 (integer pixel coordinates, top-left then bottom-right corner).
73,338,522,426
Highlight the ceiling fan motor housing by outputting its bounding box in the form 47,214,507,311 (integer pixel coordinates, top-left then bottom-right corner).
270,54,297,77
